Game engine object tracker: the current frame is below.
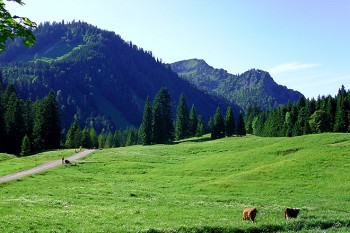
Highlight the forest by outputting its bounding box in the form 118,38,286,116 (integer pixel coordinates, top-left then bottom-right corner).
244,85,350,136
0,21,227,133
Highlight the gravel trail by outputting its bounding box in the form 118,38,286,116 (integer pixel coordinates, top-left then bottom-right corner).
0,149,94,183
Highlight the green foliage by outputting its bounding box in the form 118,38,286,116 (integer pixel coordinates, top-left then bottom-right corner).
171,59,303,111
89,127,98,148
211,107,225,139
0,84,61,155
309,110,328,133
139,96,153,145
224,106,235,137
65,117,81,148
247,85,350,137
236,111,246,136
175,93,189,140
0,22,223,134
32,90,61,151
0,0,36,52
188,104,198,137
19,134,30,156
195,115,204,137
152,88,174,144
1,134,350,232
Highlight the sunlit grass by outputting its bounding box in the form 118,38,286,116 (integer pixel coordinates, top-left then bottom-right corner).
1,133,350,232
0,149,75,176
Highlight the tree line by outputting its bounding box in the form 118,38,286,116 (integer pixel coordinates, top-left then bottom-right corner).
0,84,60,156
245,85,350,137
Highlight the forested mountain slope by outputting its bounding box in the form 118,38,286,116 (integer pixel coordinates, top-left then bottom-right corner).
170,59,304,110
0,22,229,132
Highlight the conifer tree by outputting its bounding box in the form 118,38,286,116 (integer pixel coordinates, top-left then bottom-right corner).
20,135,31,156
152,88,174,144
211,107,225,139
104,132,114,148
98,133,106,148
89,127,98,148
41,90,61,149
139,96,153,145
225,106,235,137
236,111,246,136
126,127,138,146
65,117,82,148
81,127,91,148
196,115,204,137
32,91,61,151
334,90,349,132
189,104,198,137
175,94,189,140
3,92,24,154
113,130,121,147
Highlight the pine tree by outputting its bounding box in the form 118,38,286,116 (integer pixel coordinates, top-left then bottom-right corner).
3,92,24,154
126,127,138,146
139,96,153,145
195,115,204,137
211,107,225,139
65,117,82,148
113,130,121,147
152,88,174,144
20,135,31,156
41,90,61,149
81,127,91,148
89,127,98,148
175,94,189,140
245,103,262,134
225,106,235,137
334,90,349,132
189,104,198,137
98,133,106,148
32,91,61,152
104,132,114,148
236,111,246,136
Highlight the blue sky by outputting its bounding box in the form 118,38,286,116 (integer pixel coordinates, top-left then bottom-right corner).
7,0,350,98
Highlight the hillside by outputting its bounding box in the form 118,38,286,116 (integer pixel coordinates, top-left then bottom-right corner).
170,59,304,110
0,22,229,132
1,133,350,232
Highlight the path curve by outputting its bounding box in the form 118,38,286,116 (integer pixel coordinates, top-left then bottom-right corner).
0,149,95,183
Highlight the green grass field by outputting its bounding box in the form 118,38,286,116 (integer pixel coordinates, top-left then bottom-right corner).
1,133,350,232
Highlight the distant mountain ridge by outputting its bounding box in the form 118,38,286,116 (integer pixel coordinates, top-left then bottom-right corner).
170,59,304,110
0,22,229,132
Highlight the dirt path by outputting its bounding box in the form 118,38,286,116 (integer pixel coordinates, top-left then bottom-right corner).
0,149,95,183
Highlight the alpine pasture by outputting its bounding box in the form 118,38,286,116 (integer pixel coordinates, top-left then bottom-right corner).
1,133,350,232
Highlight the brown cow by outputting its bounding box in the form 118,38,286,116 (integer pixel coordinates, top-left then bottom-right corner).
242,208,257,222
284,208,300,219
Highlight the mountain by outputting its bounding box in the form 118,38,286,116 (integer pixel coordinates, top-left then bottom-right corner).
170,59,304,110
0,22,229,132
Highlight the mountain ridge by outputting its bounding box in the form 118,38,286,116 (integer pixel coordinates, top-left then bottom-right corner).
170,58,304,110
0,22,230,132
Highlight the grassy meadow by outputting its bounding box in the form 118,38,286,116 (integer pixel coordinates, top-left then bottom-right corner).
1,133,350,232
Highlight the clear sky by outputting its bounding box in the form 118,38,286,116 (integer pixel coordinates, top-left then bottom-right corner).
6,0,350,98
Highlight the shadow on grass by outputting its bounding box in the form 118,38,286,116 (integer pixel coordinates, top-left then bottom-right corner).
144,219,350,233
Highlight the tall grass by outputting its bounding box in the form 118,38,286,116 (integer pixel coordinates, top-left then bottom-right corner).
1,133,349,232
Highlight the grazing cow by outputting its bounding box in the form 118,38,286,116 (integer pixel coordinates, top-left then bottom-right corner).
284,208,300,219
64,159,71,164
242,208,257,222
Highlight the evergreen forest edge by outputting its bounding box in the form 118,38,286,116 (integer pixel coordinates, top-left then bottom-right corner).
1,80,349,156
0,21,349,156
